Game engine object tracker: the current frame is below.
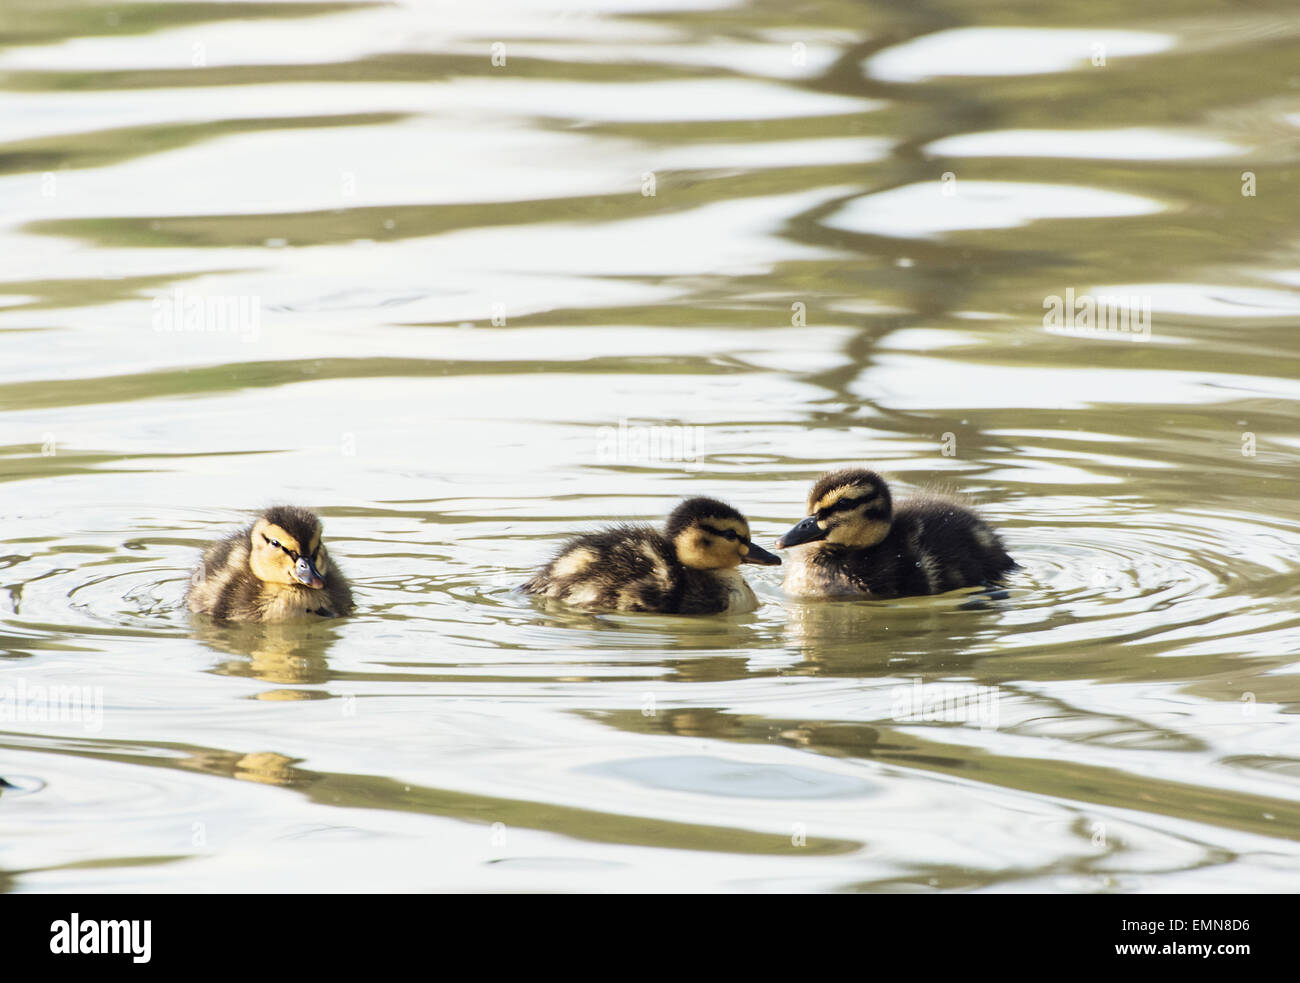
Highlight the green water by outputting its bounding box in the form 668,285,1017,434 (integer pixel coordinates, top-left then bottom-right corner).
1,0,1299,892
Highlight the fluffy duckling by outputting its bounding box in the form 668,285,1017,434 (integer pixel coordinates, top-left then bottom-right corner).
776,468,1014,598
185,506,354,622
521,497,781,614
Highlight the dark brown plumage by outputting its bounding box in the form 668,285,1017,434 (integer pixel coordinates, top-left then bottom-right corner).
521,497,779,614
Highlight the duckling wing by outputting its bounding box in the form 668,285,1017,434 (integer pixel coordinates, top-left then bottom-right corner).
887,500,1015,594
522,525,684,612
322,566,355,616
185,530,258,618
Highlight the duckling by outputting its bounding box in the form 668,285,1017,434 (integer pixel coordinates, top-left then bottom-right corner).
521,497,781,614
775,468,1014,599
185,506,354,622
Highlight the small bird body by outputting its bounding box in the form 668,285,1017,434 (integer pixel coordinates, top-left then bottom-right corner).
777,469,1014,599
521,498,780,615
185,506,353,622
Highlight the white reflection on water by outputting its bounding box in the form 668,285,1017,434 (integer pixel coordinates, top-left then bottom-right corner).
583,754,877,799
3,0,1300,894
856,355,1300,409
926,128,1246,161
865,27,1174,82
825,181,1163,239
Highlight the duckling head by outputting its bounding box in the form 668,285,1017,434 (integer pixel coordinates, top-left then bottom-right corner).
776,469,892,549
666,497,781,570
248,506,332,590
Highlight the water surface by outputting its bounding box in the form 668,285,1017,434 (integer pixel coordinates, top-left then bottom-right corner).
2,0,1300,892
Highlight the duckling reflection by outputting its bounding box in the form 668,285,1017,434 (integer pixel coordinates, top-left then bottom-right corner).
186,506,353,622
777,468,1015,599
594,706,881,758
522,497,780,614
180,748,312,788
595,706,752,741
194,618,340,694
780,587,1000,677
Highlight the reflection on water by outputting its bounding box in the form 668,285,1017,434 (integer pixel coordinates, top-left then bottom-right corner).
197,619,342,695
1,0,1299,892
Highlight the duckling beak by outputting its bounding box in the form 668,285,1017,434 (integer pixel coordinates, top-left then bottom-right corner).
776,516,827,549
292,556,325,589
741,542,782,566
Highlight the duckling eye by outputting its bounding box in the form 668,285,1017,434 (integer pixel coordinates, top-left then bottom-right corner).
263,535,300,560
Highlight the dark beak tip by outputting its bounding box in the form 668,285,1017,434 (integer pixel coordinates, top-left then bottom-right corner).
742,543,782,566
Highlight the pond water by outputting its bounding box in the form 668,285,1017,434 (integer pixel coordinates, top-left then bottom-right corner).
2,0,1299,892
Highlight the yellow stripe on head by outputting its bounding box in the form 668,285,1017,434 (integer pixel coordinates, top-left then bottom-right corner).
703,516,749,537
261,523,300,553
807,468,888,514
